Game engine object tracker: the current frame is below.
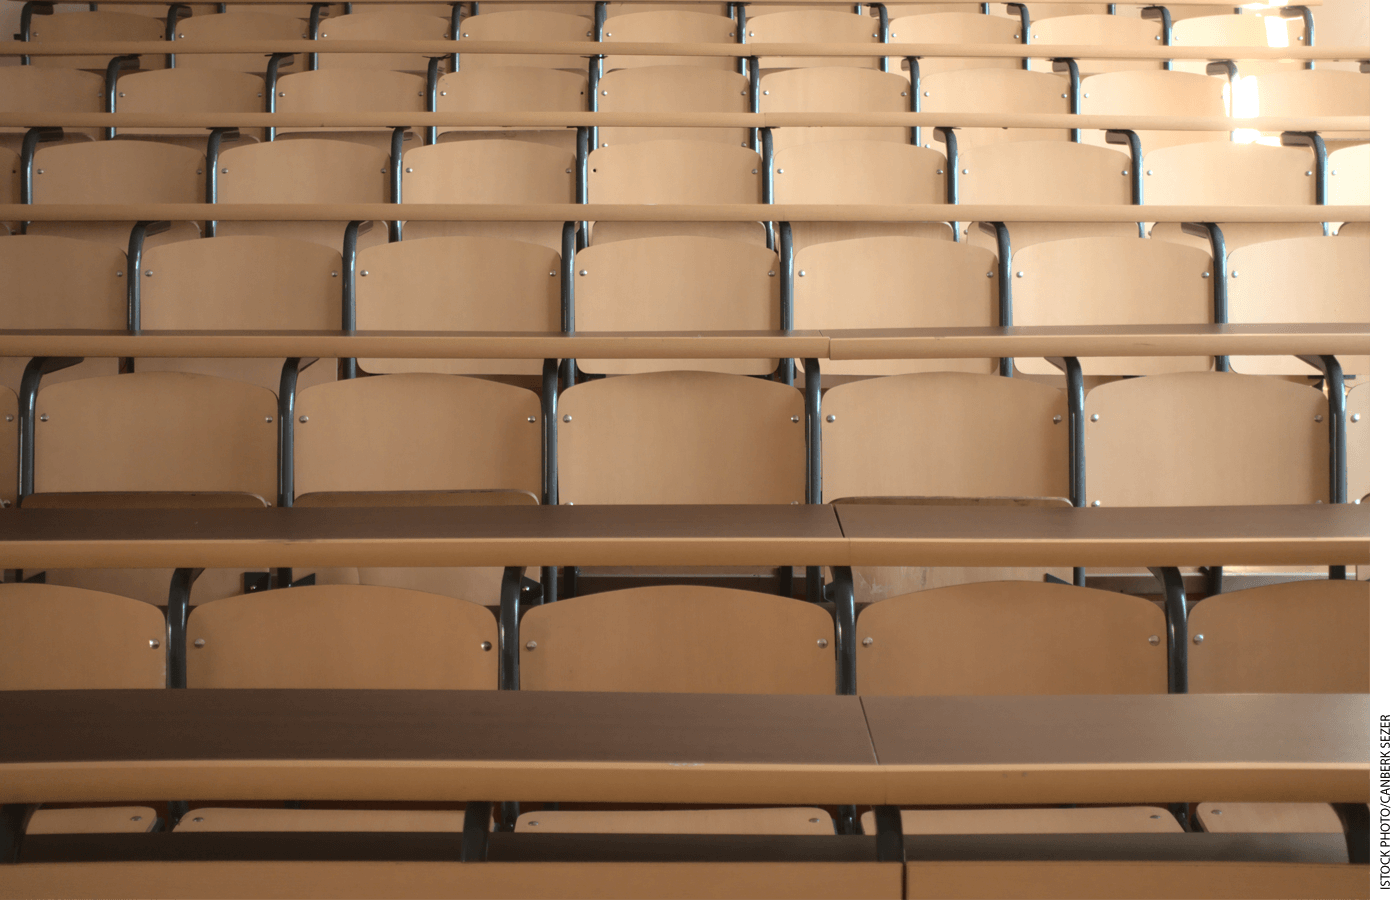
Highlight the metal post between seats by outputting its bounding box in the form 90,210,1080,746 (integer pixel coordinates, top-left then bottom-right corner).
1063,356,1086,587
1282,131,1329,213
340,221,361,380
103,55,140,139
277,358,303,511
870,3,889,72
499,566,524,691
163,4,191,68
906,56,920,146
426,56,450,145
1150,566,1188,694
19,127,63,232
761,127,776,251
204,128,239,236
449,3,466,72
777,222,795,386
1193,221,1230,372
560,221,578,391
804,357,822,604
264,53,295,141
17,357,81,502
747,56,760,151
1141,5,1172,70
308,3,328,70
991,222,1012,377
735,4,748,78
1281,6,1316,69
873,806,904,860
388,127,406,242
1004,2,1029,69
1054,58,1081,143
17,2,53,66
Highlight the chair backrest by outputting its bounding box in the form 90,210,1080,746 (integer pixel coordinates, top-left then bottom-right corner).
601,11,740,69
317,12,452,70
0,148,13,205
0,235,127,330
0,583,167,689
1170,13,1304,48
890,12,1022,71
794,236,997,376
114,69,266,138
174,12,310,72
1010,235,1214,376
1085,372,1330,507
458,10,595,69
403,139,575,202
598,67,750,146
519,585,836,693
856,581,1167,695
574,235,779,375
437,66,588,114
1253,70,1370,117
1026,14,1162,74
557,370,805,504
1226,235,1368,376
959,141,1131,205
917,68,1072,146
1348,381,1368,503
822,372,1069,502
0,388,15,509
186,584,499,689
747,10,879,69
0,67,104,143
1143,142,1315,206
774,140,945,204
276,69,429,142
293,373,542,501
28,11,164,69
141,236,342,330
1080,71,1230,152
34,372,278,502
355,235,561,376
1329,144,1369,207
32,139,205,203
760,68,909,148
1188,580,1368,693
589,139,761,203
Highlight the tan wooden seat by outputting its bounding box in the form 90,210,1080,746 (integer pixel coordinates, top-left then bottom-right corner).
518,808,836,834
316,12,452,72
186,584,500,689
1348,381,1367,506
1226,235,1367,377
31,371,279,506
25,11,164,70
794,236,996,376
557,371,805,505
174,808,468,832
436,66,588,151
823,373,1070,597
355,235,561,376
916,68,1071,149
600,10,740,70
760,67,910,149
574,235,779,375
1085,372,1329,508
1027,14,1163,76
0,67,104,151
0,233,127,395
25,806,159,835
598,66,751,147
1170,13,1307,78
889,12,1023,72
957,140,1135,251
1252,70,1369,148
1330,143,1368,211
1190,579,1367,834
401,139,575,248
521,584,835,693
457,10,595,70
112,68,265,150
864,807,1182,835
294,373,542,604
1010,235,1214,376
172,11,311,73
747,9,881,70
216,138,391,250
275,69,429,150
772,140,950,250
1080,70,1230,154
28,139,205,250
587,139,764,245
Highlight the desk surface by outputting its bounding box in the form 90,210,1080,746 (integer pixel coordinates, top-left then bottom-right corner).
834,502,1369,567
0,690,1366,806
0,503,1367,568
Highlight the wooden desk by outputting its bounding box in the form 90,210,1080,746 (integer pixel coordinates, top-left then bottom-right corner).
0,691,1365,807
834,503,1369,567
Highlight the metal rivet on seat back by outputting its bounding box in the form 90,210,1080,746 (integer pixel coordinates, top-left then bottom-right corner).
360,270,368,276
562,415,572,422
481,641,492,651
149,639,160,649
790,416,800,423
862,637,873,646
1052,415,1062,424
144,270,153,277
1092,500,1101,507
817,639,828,648
194,639,206,648
1193,634,1204,644
1352,413,1361,423
1315,415,1324,423
826,415,835,422
1090,414,1099,422
1148,635,1160,645
299,416,309,423
526,641,537,650
38,415,47,422
528,416,537,423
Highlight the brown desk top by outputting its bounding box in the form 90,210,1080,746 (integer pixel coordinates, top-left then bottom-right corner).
835,503,1369,567
863,694,1367,805
825,324,1371,362
0,504,851,569
0,690,882,805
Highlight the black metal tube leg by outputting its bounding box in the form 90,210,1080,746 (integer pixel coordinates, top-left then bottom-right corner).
499,566,523,691
461,801,493,861
1332,803,1368,864
0,804,36,864
873,805,904,861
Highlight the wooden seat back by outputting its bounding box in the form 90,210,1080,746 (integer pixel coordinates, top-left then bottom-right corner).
0,583,166,689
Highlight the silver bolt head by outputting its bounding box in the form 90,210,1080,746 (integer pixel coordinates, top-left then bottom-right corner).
1315,415,1324,423
1090,413,1099,422
144,270,154,277
777,168,784,174
265,416,274,423
791,415,800,423
563,414,573,423
862,637,873,646
816,638,828,648
1092,500,1101,507
1016,271,1024,278
1211,809,1223,815
1201,272,1209,278
149,639,160,648
962,168,969,174
194,638,206,648
481,641,492,650
1231,270,1239,278
221,167,228,173
360,270,368,276
826,414,835,422
1148,635,1160,645
1052,415,1062,424
528,821,539,826
1352,413,1361,422
298,415,309,423
130,815,142,821
526,641,537,650
580,270,587,276
1193,634,1204,644
193,817,204,823
406,167,412,173
38,414,47,422
527,416,537,423
809,817,820,823
798,270,806,276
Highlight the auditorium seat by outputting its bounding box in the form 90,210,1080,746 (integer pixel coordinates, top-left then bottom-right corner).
1329,143,1369,212
292,373,542,602
401,139,575,247
0,582,163,836
1170,13,1307,78
1252,70,1369,150
28,139,205,249
889,12,1023,72
457,10,595,70
354,235,561,376
915,68,1072,148
1189,579,1367,834
1010,235,1214,376
175,808,466,833
519,808,836,834
0,67,104,152
436,66,587,150
215,138,392,249
275,69,429,149
598,67,751,147
760,67,910,148
600,10,740,70
1026,14,1162,75
747,10,881,70
557,371,805,506
793,236,997,375
23,10,164,70
316,12,453,72
1224,234,1368,377
586,139,763,244
1080,70,1230,153
861,807,1182,835
171,11,311,73
112,68,265,149
1085,372,1328,508
772,140,949,249
573,235,779,375
821,373,1071,595
1348,380,1368,505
